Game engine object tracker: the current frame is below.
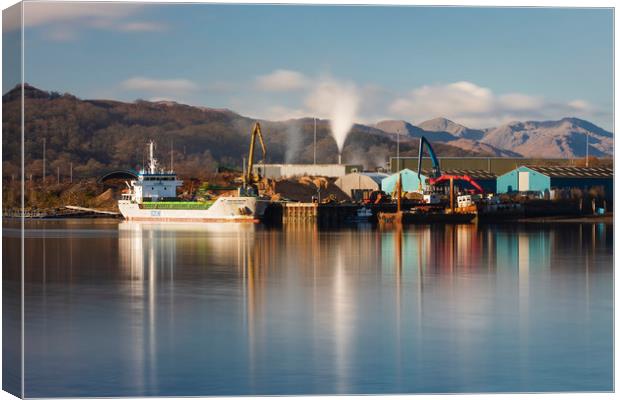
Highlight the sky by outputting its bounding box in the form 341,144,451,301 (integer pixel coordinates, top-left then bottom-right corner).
3,3,614,130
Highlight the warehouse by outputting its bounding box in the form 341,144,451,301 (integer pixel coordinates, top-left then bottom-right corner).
391,156,593,175
335,172,388,201
497,166,613,200
420,169,497,193
253,163,362,179
381,169,428,194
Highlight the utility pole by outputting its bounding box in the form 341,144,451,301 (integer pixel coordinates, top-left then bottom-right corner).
396,130,400,171
585,131,589,167
57,167,60,184
170,138,174,171
313,117,317,165
42,138,46,184
70,162,73,183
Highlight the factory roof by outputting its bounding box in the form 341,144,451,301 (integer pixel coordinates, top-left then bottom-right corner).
523,166,613,179
421,169,497,179
354,172,389,184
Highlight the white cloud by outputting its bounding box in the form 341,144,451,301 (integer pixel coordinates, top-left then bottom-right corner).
20,2,143,29
121,77,198,94
388,81,598,128
568,99,591,112
4,3,166,40
255,69,310,92
498,93,544,111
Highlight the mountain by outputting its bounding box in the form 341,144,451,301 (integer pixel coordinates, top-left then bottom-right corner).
417,117,485,140
481,118,614,158
375,120,455,142
374,119,519,156
2,84,491,180
374,116,613,158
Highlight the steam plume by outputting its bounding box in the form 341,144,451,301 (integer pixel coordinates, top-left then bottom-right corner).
306,78,360,160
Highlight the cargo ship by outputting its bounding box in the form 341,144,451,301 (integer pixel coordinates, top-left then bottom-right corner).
118,141,269,222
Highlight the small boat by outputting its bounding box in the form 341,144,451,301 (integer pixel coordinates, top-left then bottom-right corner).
348,206,373,223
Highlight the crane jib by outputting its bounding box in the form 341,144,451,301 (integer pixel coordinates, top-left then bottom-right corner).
417,136,441,180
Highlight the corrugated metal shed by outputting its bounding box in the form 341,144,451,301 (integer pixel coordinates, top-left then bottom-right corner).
420,169,497,180
335,172,388,201
391,157,589,175
382,169,427,193
524,166,613,178
497,166,613,199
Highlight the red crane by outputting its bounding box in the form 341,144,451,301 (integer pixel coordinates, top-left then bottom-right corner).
429,174,484,194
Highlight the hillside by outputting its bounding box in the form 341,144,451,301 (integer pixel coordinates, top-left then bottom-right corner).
2,84,491,180
480,118,614,158
374,116,613,158
375,119,519,156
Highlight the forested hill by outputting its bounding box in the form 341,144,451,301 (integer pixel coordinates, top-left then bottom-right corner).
2,84,488,180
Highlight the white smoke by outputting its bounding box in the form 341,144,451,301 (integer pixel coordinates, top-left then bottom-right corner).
284,122,303,163
306,78,360,155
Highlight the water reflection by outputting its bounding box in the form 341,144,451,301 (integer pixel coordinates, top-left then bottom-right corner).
16,219,613,397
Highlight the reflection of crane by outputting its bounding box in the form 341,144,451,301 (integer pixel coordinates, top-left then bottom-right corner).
243,122,267,194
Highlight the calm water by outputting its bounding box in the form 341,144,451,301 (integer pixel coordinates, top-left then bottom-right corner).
3,219,614,396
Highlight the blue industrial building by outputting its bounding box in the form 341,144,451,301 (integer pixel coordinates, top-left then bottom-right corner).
381,169,428,193
497,166,613,200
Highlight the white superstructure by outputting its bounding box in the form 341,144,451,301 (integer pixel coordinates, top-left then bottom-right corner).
124,141,183,204
118,141,270,223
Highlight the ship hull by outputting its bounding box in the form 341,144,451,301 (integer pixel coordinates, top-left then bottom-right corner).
118,197,270,223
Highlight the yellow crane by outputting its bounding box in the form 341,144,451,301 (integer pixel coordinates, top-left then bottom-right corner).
243,122,267,194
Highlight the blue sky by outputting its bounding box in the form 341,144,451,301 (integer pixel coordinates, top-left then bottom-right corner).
5,3,614,130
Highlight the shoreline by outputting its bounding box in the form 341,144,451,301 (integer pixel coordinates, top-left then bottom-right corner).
515,214,613,224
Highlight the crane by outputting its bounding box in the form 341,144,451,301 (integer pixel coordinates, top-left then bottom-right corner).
429,174,484,194
417,136,442,181
417,135,484,195
243,122,267,195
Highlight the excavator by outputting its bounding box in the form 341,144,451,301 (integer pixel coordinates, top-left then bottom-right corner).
416,136,485,194
242,122,267,196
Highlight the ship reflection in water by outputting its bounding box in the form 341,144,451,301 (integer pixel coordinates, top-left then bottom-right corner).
15,220,612,397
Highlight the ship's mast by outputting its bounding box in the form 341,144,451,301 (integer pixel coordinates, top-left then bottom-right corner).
148,140,158,174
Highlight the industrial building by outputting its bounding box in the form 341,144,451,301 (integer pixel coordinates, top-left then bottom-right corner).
381,169,428,194
335,172,388,201
497,166,613,200
420,169,498,193
391,157,590,175
253,164,363,179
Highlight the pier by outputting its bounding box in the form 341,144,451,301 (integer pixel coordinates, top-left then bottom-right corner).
282,202,358,224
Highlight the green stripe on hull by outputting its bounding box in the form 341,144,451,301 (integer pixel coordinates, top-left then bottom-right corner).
141,201,215,210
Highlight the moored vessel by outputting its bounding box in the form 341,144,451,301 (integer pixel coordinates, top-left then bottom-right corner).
118,141,269,222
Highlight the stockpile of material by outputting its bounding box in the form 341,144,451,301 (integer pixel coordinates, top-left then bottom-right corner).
269,176,350,202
